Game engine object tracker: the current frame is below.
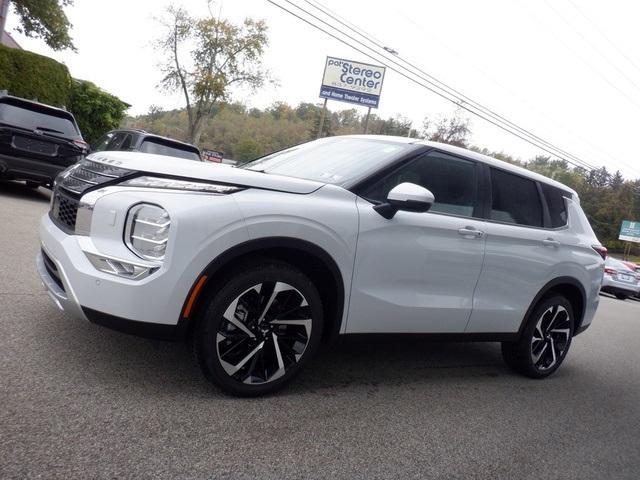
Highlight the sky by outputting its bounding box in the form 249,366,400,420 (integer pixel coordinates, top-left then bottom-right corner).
5,0,640,178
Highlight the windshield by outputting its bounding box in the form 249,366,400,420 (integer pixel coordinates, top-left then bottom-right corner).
240,137,417,186
0,102,79,138
139,138,201,161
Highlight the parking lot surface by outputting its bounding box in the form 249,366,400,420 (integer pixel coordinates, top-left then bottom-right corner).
1,181,639,479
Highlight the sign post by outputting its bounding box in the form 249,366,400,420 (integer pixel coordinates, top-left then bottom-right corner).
318,56,385,136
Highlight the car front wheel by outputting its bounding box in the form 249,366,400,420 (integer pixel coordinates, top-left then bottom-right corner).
502,295,574,378
194,260,323,396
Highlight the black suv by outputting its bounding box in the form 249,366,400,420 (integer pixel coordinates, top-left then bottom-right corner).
0,95,88,188
93,129,201,161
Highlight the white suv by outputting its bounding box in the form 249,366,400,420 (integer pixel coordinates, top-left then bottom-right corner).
38,135,605,396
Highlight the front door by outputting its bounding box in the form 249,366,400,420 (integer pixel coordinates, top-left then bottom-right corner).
346,150,487,333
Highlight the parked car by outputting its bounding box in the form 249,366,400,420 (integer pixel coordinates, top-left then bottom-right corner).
93,128,201,161
37,135,605,396
601,257,640,300
0,95,88,188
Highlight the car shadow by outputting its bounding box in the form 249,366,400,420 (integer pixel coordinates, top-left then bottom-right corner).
37,310,507,399
0,180,51,203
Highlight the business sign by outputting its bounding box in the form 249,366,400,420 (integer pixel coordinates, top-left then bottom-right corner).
619,220,640,243
319,56,385,108
202,149,224,163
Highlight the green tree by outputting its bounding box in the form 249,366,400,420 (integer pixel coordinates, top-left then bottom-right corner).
422,112,471,147
69,79,129,144
10,0,75,51
155,3,269,145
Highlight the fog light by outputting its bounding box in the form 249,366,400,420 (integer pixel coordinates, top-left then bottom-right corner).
84,252,158,280
125,204,170,260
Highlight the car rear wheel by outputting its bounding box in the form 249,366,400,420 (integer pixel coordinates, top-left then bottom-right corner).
194,260,323,396
502,295,574,378
615,293,628,300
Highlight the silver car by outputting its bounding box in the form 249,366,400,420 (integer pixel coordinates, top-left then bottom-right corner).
601,257,640,300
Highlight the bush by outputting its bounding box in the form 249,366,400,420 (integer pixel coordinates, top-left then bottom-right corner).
0,43,72,107
69,80,130,144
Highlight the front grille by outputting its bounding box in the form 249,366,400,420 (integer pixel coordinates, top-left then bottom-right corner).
49,158,135,232
42,249,65,292
58,159,133,195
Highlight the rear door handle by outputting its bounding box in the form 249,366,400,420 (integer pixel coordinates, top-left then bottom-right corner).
458,227,484,238
542,238,560,248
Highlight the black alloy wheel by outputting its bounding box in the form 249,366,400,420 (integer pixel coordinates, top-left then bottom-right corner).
194,260,323,396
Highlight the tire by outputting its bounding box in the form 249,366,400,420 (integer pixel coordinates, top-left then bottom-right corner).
193,259,323,396
25,181,40,189
501,295,574,379
615,294,628,300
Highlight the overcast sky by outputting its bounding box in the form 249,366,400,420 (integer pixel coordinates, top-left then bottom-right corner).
6,0,640,177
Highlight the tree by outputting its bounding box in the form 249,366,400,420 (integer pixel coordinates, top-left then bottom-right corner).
10,0,75,51
421,112,471,147
155,3,269,145
69,79,129,144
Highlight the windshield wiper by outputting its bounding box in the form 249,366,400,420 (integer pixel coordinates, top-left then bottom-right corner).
35,126,65,134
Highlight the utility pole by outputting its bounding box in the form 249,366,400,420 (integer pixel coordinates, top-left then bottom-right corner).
363,107,371,134
316,98,327,139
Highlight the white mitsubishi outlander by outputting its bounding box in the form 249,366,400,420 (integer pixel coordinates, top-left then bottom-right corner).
38,135,605,396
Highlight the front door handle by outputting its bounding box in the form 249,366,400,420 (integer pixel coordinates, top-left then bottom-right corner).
458,227,484,238
542,238,560,248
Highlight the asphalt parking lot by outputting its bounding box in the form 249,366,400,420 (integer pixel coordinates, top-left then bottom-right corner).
1,181,639,480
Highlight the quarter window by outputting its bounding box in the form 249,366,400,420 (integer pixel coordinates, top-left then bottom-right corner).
541,183,569,228
362,151,478,217
490,168,543,227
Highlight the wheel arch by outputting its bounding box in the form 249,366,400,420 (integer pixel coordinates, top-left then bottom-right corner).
518,276,587,339
177,237,346,343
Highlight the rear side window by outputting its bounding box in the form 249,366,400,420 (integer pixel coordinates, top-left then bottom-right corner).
0,102,79,138
139,138,201,161
362,151,478,217
490,168,543,227
541,183,569,228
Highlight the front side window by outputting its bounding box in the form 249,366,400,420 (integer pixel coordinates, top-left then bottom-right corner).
490,168,543,227
541,183,569,228
362,151,478,217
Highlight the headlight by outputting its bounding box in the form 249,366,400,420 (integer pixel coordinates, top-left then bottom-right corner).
120,176,241,194
125,204,171,260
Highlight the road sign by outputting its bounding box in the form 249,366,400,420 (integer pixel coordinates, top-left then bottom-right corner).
319,56,385,108
618,220,640,243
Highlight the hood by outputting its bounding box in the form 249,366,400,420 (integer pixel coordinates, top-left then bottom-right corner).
86,151,325,194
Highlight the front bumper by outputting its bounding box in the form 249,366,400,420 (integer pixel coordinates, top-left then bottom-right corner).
37,249,88,322
37,188,250,338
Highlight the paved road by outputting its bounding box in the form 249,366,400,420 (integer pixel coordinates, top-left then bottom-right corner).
1,181,639,479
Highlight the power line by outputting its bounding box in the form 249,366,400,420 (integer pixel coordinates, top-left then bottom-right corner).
268,0,598,171
301,0,599,171
390,6,635,172
542,0,640,97
515,0,640,115
565,0,640,77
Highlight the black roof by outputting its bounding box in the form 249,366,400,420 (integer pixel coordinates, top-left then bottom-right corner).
108,128,200,153
0,94,76,120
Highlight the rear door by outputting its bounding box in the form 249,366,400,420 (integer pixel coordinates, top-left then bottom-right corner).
347,150,487,333
465,167,569,333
